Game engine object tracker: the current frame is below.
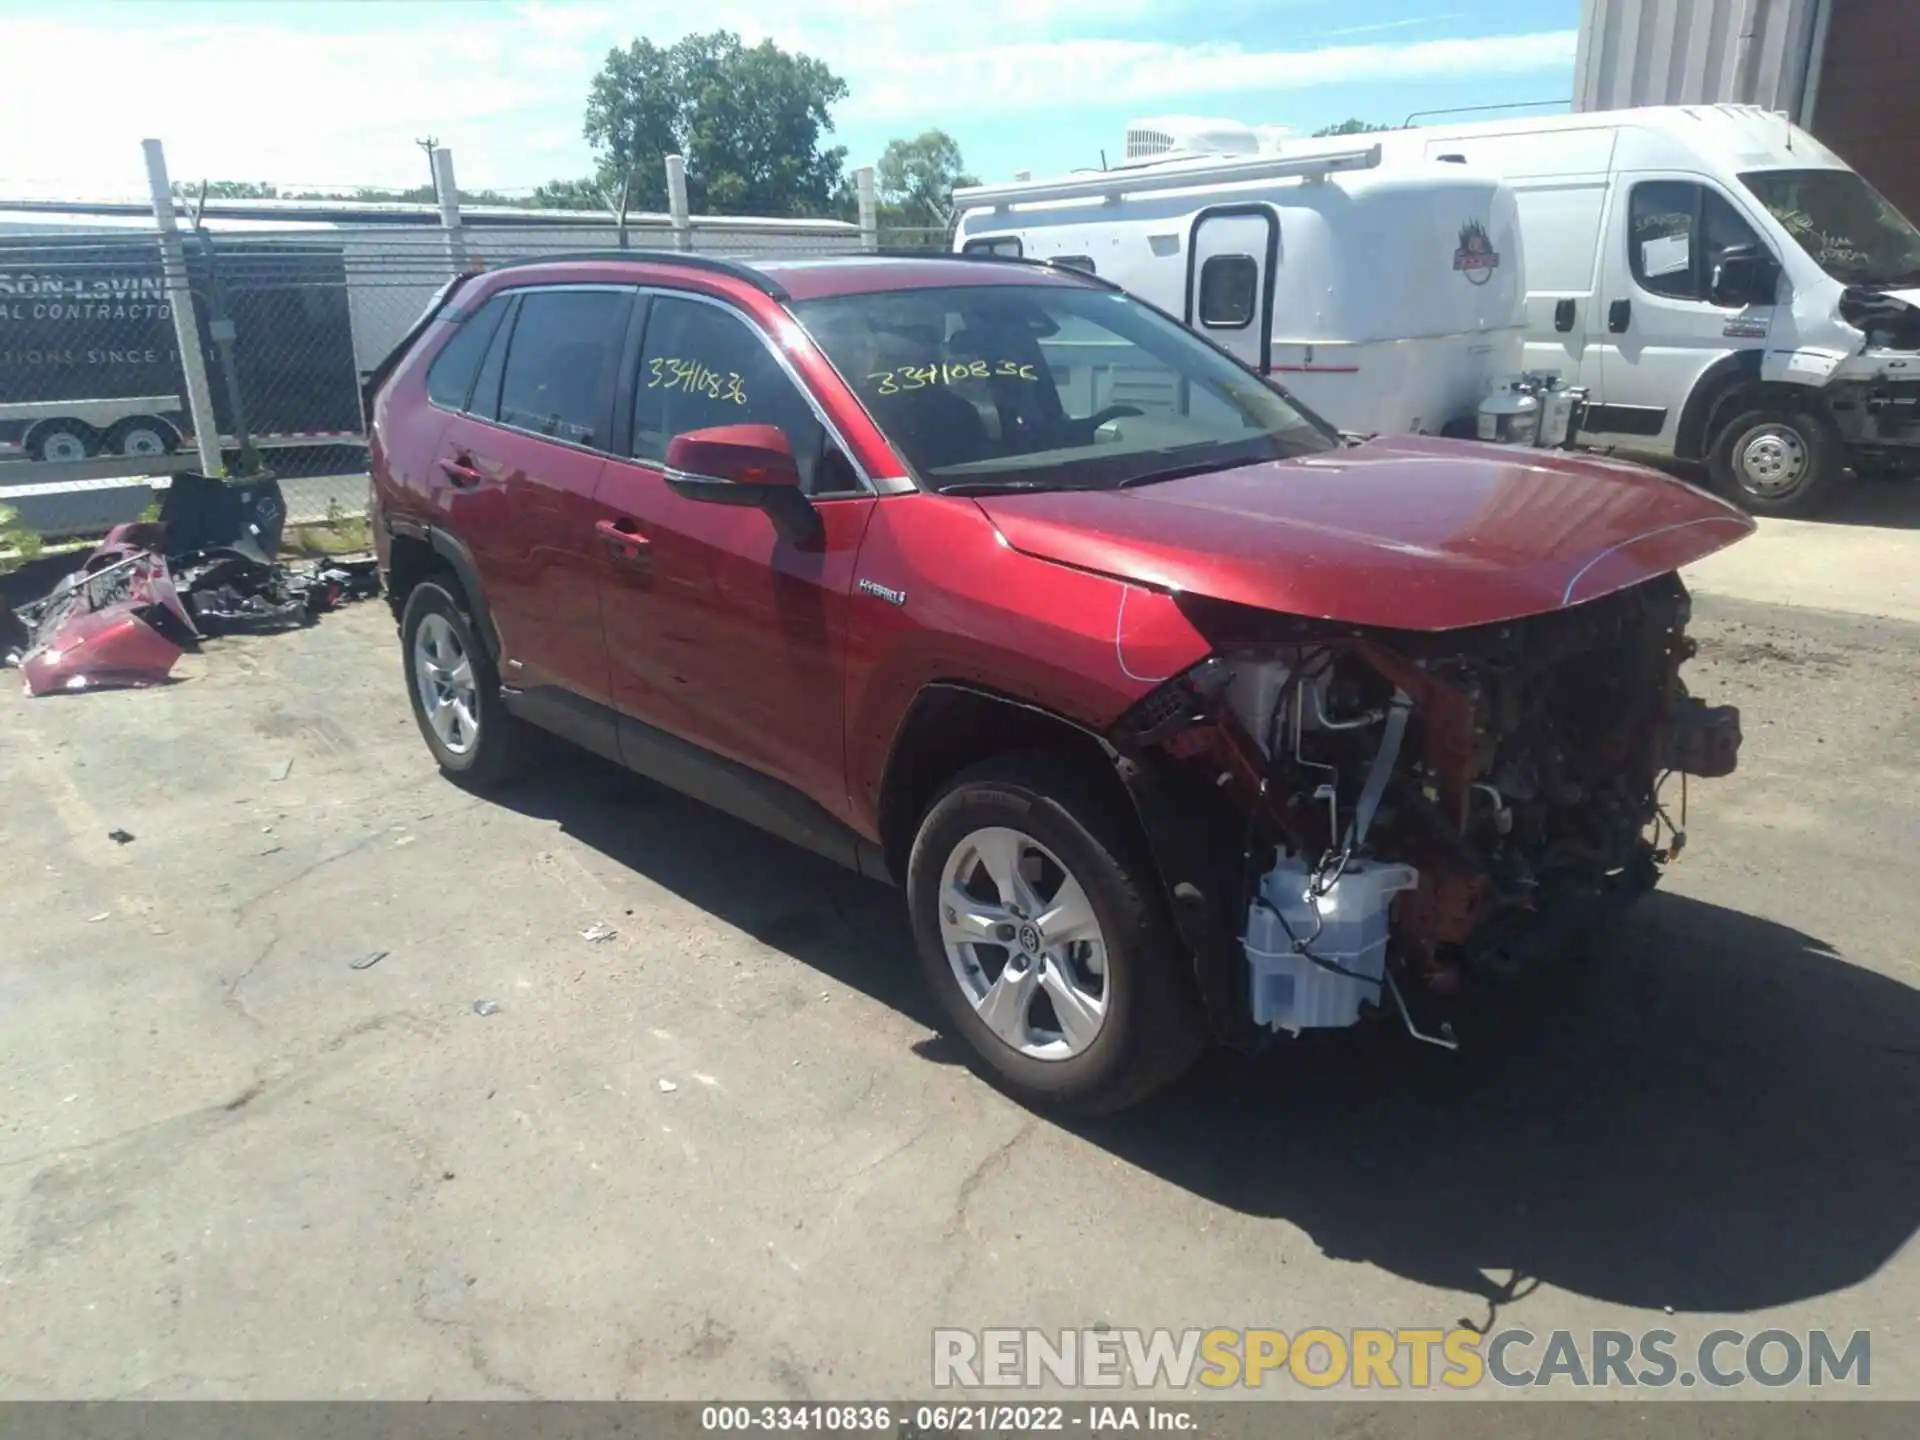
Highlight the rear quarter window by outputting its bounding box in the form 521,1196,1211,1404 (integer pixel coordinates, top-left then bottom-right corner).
425,294,509,410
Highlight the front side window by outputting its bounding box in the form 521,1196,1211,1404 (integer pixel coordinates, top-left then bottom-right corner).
631,296,838,493
1628,181,1768,304
1198,254,1258,328
495,289,629,447
791,282,1334,495
426,293,508,410
1741,168,1920,287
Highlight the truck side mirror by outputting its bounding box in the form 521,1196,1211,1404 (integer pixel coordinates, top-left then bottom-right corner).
1711,245,1779,308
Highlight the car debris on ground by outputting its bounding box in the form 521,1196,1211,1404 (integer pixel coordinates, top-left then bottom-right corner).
1,474,380,698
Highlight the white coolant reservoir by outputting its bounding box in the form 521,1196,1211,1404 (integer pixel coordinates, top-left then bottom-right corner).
1243,857,1419,1033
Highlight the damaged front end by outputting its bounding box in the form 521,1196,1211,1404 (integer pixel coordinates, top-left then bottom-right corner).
1112,574,1740,1048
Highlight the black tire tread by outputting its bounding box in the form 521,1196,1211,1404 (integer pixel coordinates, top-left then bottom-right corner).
907,747,1205,1113
1707,404,1845,517
399,578,528,791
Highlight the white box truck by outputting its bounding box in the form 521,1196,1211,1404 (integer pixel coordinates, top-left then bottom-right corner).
951,135,1529,442
1268,103,1920,515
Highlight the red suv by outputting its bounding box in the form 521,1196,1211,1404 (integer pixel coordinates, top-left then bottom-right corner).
367,252,1751,1111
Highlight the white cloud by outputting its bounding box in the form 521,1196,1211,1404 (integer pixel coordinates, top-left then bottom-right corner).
0,4,1575,197
844,31,1579,122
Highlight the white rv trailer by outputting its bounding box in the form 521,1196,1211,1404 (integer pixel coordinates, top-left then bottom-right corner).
1243,104,1920,515
952,135,1527,440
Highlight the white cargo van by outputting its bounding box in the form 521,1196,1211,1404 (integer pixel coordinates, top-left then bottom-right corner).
1271,104,1920,515
951,140,1527,440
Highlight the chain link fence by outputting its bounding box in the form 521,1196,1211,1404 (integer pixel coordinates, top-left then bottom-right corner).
2,161,873,535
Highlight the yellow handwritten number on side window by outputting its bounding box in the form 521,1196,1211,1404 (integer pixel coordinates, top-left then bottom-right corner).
647,356,748,405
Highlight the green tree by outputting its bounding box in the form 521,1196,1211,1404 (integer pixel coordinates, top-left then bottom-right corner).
1311,118,1397,137
578,30,849,217
874,129,977,231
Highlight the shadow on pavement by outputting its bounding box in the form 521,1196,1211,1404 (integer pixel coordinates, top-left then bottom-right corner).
491,745,1920,1318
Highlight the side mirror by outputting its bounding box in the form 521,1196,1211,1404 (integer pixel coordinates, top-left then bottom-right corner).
1711,245,1779,308
664,423,821,547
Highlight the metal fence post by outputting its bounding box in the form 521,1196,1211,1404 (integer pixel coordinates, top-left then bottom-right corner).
666,155,692,251
856,166,878,252
141,139,224,477
432,147,466,273
196,235,262,478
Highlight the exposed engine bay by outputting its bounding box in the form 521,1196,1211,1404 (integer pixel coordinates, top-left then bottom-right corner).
1114,573,1741,1047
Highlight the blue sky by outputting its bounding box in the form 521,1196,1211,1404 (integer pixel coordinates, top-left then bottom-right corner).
0,0,1582,202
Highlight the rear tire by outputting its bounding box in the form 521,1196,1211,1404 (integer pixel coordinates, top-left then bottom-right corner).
400,579,527,790
907,749,1204,1113
1707,405,1844,517
28,422,97,463
105,417,179,458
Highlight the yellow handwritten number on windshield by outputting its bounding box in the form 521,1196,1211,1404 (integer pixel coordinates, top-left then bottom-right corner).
867,360,1038,395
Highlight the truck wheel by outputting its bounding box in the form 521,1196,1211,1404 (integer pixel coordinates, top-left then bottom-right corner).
400,579,527,790
907,750,1205,1114
1707,406,1844,517
29,422,97,464
106,417,179,458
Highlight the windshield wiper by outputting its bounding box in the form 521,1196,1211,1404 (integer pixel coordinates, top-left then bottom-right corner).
933,479,1068,496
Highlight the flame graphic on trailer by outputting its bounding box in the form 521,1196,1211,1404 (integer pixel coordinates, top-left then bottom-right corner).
1454,219,1500,285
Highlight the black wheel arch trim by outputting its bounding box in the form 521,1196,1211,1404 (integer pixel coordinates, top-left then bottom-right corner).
1673,350,1837,461
423,527,501,662
880,680,1241,1037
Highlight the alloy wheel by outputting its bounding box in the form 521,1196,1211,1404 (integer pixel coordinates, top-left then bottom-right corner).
413,613,479,755
938,825,1110,1060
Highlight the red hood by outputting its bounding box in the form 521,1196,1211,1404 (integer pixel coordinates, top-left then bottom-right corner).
971,436,1754,631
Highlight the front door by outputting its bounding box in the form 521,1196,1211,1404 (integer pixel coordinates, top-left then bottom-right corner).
1588,176,1779,452
593,292,874,820
1187,207,1278,372
436,285,631,706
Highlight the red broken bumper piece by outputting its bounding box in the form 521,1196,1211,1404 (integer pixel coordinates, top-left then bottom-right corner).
18,529,199,697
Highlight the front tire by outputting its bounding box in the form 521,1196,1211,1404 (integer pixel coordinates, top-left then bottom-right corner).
1707,405,1845,517
400,579,526,789
907,750,1204,1113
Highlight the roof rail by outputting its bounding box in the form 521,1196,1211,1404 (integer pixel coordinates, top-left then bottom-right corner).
482,249,789,300
954,144,1382,212
942,249,1126,292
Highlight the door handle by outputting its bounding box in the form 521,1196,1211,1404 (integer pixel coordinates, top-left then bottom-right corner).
1554,299,1576,333
439,455,481,486
1608,299,1632,334
595,517,651,559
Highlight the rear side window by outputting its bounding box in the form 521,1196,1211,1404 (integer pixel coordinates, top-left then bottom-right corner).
496,289,630,447
1198,254,1258,328
425,294,508,410
631,296,834,493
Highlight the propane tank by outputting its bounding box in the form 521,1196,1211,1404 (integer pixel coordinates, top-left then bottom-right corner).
1477,376,1541,446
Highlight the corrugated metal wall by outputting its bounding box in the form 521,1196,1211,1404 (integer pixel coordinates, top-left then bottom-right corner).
1573,0,1824,115
1806,0,1920,221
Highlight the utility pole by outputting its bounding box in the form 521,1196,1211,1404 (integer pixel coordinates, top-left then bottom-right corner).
416,136,441,203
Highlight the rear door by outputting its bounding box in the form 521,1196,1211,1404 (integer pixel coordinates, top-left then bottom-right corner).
1589,177,1779,452
434,284,631,706
1187,207,1278,372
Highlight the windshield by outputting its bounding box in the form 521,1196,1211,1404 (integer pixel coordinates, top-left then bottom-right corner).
789,283,1336,494
1740,168,1920,287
